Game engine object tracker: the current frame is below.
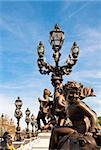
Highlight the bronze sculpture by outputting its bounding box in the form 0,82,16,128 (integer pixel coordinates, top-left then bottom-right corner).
36,25,101,149
37,88,53,131
49,81,100,150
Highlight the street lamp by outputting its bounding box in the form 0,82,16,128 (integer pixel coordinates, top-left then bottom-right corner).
14,97,23,141
37,24,80,93
0,114,4,142
31,114,35,137
25,108,30,139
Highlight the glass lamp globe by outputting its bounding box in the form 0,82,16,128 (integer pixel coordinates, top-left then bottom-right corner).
37,41,45,58
50,24,64,50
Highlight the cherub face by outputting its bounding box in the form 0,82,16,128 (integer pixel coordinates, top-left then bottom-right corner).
65,89,80,102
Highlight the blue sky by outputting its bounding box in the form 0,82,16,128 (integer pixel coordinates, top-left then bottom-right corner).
0,1,101,129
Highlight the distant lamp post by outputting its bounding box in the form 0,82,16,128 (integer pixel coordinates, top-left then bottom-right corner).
37,24,80,93
14,97,23,141
25,108,30,138
31,114,35,137
0,114,4,141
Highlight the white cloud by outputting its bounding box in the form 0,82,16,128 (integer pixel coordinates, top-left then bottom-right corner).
79,28,101,57
60,26,101,69
71,70,101,79
61,2,89,23
83,97,101,116
68,3,89,18
0,13,48,44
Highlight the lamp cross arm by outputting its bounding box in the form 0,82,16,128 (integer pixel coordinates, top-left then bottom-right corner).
37,58,54,75
60,54,79,76
60,65,72,75
62,50,79,75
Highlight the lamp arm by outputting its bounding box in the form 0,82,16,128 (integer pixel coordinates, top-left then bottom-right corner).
60,66,72,75
60,51,79,75
66,53,78,67
37,58,54,75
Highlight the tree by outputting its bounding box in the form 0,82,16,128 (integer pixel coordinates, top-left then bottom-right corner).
98,116,101,126
0,114,16,139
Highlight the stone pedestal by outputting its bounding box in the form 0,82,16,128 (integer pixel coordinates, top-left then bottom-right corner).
15,132,51,150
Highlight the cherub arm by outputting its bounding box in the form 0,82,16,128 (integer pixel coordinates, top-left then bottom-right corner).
58,95,66,107
77,101,98,132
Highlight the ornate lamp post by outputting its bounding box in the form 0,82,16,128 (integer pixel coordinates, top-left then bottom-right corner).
31,114,35,137
37,24,80,93
25,108,30,138
14,97,23,141
0,114,4,142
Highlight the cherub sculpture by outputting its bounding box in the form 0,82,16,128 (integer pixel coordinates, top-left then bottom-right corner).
49,81,100,150
37,88,52,131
